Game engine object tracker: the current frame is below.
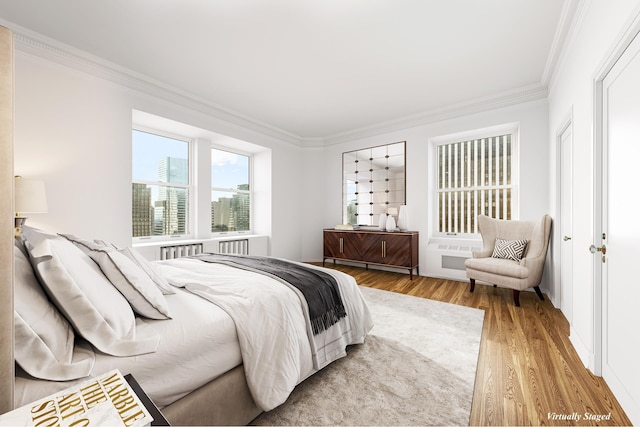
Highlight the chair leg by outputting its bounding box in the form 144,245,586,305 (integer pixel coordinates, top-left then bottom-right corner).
513,290,521,307
469,279,475,293
534,286,545,301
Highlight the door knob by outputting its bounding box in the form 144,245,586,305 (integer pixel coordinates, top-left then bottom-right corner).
589,244,606,255
563,236,572,241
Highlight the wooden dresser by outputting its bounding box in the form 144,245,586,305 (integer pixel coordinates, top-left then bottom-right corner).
323,229,419,279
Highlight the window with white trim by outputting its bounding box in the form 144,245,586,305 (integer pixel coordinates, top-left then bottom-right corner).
211,148,251,233
436,132,516,235
132,129,191,239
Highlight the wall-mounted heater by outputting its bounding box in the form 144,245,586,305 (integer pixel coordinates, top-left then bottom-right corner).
218,239,249,255
425,239,482,281
134,235,267,261
159,243,204,260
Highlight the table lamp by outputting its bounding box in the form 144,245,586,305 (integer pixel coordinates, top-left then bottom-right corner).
14,176,48,237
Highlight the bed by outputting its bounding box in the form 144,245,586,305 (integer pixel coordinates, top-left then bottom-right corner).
12,227,373,425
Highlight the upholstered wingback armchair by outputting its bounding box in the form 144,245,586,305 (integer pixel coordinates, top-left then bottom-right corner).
464,214,552,306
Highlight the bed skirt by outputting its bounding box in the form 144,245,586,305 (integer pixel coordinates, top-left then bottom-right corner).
162,364,262,426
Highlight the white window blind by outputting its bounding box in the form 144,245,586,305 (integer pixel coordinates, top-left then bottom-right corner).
437,134,513,234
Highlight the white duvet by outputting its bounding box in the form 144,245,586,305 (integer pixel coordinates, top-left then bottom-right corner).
155,258,373,411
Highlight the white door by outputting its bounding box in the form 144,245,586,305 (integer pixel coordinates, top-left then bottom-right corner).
600,31,640,425
559,124,573,322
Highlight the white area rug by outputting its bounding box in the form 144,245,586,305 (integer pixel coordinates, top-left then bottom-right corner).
252,286,485,426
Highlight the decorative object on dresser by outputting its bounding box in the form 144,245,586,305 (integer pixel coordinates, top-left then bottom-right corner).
385,207,397,232
378,212,386,230
397,205,408,231
323,229,419,279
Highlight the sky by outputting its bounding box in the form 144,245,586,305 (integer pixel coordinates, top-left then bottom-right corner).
132,129,249,190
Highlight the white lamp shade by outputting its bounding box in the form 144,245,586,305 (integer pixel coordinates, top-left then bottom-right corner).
15,178,48,214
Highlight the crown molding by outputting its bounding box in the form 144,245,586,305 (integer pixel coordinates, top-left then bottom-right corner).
542,0,583,86
546,0,589,95
321,84,549,146
4,19,551,149
4,20,305,148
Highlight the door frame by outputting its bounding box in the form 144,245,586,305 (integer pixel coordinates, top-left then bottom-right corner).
592,8,640,379
555,110,573,319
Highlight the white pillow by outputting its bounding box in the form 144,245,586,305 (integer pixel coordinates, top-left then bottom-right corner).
25,229,159,357
14,244,95,380
120,247,176,295
61,236,171,320
93,239,175,295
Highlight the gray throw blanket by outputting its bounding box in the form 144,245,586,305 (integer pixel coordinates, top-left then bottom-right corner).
192,254,347,335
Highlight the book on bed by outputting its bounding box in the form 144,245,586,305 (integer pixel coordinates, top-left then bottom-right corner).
0,369,153,427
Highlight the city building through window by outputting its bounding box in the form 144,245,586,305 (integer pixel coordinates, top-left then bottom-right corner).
436,132,516,235
211,148,250,233
132,129,191,238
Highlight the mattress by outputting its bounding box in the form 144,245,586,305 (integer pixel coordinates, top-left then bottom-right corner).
14,285,242,409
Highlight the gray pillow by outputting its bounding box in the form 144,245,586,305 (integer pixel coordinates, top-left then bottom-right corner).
25,228,159,357
14,244,95,380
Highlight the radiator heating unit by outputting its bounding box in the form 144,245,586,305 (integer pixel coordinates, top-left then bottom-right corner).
159,243,203,260
218,239,249,255
425,240,481,281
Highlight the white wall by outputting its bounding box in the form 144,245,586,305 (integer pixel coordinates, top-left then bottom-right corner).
13,49,307,260
308,99,551,282
547,0,640,370
14,54,132,243
299,147,329,262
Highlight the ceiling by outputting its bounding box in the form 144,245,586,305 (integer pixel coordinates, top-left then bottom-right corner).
0,0,569,142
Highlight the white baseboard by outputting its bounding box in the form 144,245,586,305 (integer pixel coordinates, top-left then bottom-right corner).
569,326,595,373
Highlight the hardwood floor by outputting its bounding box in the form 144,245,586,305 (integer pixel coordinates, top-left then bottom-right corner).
314,263,631,426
